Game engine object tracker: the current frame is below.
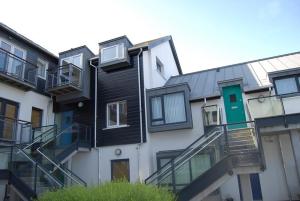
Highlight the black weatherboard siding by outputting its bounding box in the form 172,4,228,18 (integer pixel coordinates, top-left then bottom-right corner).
97,52,146,147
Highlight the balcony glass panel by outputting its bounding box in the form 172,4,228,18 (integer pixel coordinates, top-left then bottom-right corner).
46,64,82,90
248,96,284,119
282,95,300,114
0,48,37,86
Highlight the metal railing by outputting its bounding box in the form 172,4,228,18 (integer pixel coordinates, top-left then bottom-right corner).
36,123,91,186
145,122,260,192
247,93,300,120
46,63,82,90
0,48,38,86
10,146,63,197
0,115,32,144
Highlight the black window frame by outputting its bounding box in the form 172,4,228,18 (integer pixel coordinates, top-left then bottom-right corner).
111,159,130,182
31,107,43,129
149,91,187,126
274,74,300,96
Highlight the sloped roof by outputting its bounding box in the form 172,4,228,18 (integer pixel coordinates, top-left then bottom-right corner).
0,22,58,59
129,36,182,74
166,51,300,100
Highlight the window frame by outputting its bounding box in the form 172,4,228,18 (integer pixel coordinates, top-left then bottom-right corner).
106,100,128,129
37,58,48,79
60,53,83,68
101,43,125,64
146,84,193,133
274,74,300,96
150,91,187,126
111,159,130,182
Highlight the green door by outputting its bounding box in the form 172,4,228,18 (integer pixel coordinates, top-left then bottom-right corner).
223,85,246,129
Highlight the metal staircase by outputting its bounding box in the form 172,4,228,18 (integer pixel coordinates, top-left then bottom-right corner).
0,119,91,200
145,122,263,201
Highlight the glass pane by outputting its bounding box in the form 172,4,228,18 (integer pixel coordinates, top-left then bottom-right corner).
151,97,162,120
72,55,81,68
191,154,211,179
101,46,118,63
108,103,117,127
119,101,127,125
248,96,284,119
111,160,129,181
37,59,46,77
1,41,11,51
164,93,186,124
275,77,298,95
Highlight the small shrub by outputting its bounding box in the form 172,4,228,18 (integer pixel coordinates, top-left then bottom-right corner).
38,181,176,201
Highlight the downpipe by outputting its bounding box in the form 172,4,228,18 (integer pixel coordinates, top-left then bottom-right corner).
137,48,143,182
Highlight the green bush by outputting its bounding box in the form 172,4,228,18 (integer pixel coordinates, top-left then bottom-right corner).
38,181,176,201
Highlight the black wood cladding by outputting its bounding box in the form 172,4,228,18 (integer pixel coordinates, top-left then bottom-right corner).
96,54,146,146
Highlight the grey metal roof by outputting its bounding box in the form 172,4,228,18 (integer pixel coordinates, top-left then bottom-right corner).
166,51,300,100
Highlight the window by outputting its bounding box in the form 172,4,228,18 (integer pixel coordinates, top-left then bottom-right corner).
274,77,299,95
229,94,237,102
147,84,192,132
107,101,127,128
37,58,48,79
156,57,164,76
151,92,186,126
111,159,130,181
61,54,82,68
101,43,125,64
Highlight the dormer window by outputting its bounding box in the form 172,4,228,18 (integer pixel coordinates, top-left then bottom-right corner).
101,43,125,64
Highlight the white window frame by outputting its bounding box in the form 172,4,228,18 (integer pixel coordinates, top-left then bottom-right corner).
60,53,83,68
37,58,48,79
0,37,27,77
101,43,125,64
106,100,128,129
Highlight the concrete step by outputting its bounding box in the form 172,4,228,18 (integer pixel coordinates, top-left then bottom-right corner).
228,139,254,146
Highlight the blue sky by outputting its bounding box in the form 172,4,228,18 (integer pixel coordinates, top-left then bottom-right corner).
0,0,299,73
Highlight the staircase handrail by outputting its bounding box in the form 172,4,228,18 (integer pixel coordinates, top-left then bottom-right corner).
145,126,223,184
12,147,63,188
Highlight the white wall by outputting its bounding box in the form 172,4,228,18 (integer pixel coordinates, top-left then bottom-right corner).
220,176,241,201
98,144,141,183
71,149,99,186
0,82,54,125
143,41,180,89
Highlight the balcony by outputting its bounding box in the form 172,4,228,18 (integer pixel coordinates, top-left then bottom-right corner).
46,64,82,96
0,48,37,90
247,93,300,120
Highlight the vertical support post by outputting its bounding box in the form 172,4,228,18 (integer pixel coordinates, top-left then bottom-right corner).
171,159,176,193
34,163,38,194
224,125,229,154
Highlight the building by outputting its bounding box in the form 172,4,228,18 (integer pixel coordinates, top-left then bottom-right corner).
0,23,299,201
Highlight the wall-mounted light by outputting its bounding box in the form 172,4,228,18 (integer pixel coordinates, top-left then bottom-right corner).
78,102,84,108
114,148,122,156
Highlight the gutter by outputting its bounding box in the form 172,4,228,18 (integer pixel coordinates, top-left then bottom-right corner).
137,48,143,181
89,59,100,184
